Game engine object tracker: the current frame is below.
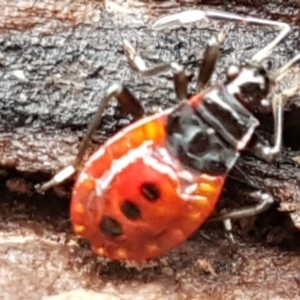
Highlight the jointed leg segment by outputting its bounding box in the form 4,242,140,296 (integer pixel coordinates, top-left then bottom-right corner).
123,26,227,97
123,39,189,101
153,10,291,63
196,28,227,92
37,84,143,192
214,190,274,222
251,53,300,163
250,93,283,163
214,190,275,242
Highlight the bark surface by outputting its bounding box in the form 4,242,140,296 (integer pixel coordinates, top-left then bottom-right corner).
0,0,300,299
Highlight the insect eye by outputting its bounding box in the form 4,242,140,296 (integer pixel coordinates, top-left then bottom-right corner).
226,65,240,81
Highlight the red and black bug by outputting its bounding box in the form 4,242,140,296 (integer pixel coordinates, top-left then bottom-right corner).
37,10,300,261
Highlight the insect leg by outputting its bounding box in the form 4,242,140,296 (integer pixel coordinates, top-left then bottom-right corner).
272,52,300,82
222,218,236,246
196,28,227,93
36,84,143,192
213,190,274,243
250,53,300,162
250,93,283,163
153,10,291,63
214,190,274,221
123,39,188,101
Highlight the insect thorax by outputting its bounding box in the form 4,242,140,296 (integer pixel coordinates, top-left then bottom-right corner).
165,84,259,175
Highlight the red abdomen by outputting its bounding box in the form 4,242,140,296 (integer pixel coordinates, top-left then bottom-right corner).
71,110,225,260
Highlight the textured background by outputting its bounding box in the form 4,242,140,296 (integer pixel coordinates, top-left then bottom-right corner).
1,0,300,299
